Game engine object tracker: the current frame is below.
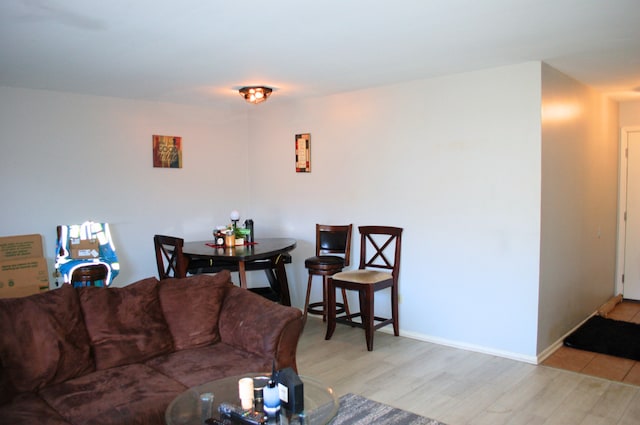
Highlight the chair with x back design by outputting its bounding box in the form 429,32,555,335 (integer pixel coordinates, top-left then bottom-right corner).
324,225,403,351
154,234,189,279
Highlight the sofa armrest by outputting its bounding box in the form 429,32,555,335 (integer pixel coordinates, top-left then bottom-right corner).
218,286,304,372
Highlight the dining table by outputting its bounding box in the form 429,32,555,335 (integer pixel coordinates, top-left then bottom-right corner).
181,237,296,306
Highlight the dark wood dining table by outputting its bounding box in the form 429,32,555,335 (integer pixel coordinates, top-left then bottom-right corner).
181,238,296,306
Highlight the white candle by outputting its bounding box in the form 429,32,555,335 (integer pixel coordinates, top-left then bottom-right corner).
238,377,254,410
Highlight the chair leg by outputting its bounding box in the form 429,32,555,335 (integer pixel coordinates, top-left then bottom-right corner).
321,275,328,322
303,274,313,321
391,283,399,336
359,286,375,351
340,288,350,318
324,278,337,341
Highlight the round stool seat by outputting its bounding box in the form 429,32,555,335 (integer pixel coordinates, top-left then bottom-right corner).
71,264,108,287
305,255,348,318
305,255,345,271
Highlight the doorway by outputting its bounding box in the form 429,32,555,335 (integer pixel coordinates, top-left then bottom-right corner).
617,127,640,300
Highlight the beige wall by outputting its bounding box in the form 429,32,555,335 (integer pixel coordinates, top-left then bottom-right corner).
537,63,619,353
620,100,640,127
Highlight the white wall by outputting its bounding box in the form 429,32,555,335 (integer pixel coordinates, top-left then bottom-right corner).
0,86,250,285
246,62,543,360
1,61,617,361
537,64,619,354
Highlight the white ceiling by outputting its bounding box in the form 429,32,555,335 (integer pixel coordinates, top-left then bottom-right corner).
1,0,639,110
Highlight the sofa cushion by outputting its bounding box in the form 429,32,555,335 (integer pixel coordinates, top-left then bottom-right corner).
158,271,232,350
0,284,94,395
0,392,72,425
145,342,272,388
39,363,186,425
78,277,173,370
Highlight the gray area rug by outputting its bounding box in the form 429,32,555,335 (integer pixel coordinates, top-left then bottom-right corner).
327,393,446,425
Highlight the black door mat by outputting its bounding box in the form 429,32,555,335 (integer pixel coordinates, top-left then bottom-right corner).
564,315,640,361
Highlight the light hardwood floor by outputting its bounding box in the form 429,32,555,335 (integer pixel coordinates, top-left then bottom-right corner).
297,317,640,425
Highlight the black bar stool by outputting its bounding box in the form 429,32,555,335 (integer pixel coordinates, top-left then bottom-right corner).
304,224,352,321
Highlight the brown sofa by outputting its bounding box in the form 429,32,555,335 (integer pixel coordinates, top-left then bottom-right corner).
0,270,304,425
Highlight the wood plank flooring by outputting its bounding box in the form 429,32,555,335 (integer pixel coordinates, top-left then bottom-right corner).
297,317,640,425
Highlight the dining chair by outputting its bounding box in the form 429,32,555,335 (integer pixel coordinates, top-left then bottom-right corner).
154,235,190,279
304,224,352,321
324,225,403,351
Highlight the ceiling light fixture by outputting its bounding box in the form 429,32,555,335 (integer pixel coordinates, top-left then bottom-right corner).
239,86,273,104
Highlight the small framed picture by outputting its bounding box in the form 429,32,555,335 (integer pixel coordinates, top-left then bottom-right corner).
152,135,182,168
295,133,310,173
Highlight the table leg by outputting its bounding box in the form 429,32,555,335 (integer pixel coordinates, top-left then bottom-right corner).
238,261,247,288
273,254,291,306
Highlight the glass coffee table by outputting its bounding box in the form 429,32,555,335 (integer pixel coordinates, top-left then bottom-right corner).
165,373,338,425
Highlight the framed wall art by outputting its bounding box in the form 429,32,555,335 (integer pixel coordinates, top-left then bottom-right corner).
152,135,182,168
295,133,310,173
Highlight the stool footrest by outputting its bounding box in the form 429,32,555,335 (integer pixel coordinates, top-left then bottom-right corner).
307,301,347,316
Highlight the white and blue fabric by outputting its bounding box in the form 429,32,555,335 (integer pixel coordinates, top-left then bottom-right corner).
55,221,120,287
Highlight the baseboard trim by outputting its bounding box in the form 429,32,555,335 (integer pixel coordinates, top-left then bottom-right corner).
312,313,598,366
377,326,538,364
535,311,598,364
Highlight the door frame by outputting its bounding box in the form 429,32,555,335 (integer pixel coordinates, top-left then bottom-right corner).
615,126,640,297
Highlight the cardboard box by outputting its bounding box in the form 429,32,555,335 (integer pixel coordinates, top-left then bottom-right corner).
70,238,100,259
0,257,49,299
0,234,44,261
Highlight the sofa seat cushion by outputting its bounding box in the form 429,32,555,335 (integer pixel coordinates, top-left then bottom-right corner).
145,342,272,388
0,284,94,396
78,277,174,370
158,271,231,350
0,392,71,425
39,363,186,425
